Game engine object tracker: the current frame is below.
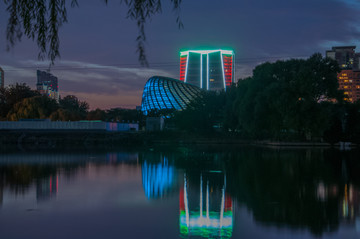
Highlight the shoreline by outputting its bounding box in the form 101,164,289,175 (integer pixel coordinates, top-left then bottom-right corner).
0,130,356,150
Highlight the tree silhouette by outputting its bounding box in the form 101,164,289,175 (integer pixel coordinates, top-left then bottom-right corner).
7,95,58,120
0,83,40,119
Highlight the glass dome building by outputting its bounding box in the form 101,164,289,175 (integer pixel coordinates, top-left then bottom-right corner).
141,76,201,115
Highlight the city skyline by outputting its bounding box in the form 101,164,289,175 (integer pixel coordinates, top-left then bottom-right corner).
1,0,360,109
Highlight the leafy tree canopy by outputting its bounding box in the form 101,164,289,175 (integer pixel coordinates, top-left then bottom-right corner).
7,95,58,120
59,94,89,120
0,83,40,119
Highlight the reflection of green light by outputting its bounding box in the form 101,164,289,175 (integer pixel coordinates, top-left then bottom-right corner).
209,170,222,173
179,210,233,238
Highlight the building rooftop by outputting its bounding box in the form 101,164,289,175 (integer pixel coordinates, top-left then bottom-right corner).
331,46,356,50
180,49,234,56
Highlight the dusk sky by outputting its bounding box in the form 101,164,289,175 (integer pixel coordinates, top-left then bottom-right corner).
1,0,360,109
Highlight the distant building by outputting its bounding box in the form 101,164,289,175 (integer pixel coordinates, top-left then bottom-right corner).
326,46,360,70
36,70,59,102
180,49,235,91
326,46,360,102
0,67,4,88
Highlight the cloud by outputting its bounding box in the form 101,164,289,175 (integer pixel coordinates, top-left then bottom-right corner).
338,0,360,8
2,60,177,109
3,0,360,109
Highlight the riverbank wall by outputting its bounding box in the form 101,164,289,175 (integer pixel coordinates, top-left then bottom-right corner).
0,130,356,151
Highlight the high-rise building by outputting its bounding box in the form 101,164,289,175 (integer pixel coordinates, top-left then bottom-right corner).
326,46,360,70
180,49,235,91
326,46,360,102
0,67,4,88
36,70,59,102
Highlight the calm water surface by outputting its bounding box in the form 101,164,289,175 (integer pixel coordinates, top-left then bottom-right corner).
0,146,359,239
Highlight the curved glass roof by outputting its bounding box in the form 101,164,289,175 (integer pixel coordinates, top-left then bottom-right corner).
141,76,201,115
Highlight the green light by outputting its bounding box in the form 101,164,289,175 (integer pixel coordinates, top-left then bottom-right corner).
180,49,234,56
179,210,233,238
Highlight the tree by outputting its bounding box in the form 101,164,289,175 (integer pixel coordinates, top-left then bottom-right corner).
58,95,89,120
7,95,58,120
3,0,182,65
86,108,107,121
0,83,40,119
49,108,72,121
106,107,144,124
343,101,360,143
174,90,226,132
233,54,341,140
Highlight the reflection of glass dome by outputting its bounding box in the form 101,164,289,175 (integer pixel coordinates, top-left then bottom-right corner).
141,157,176,199
141,76,201,115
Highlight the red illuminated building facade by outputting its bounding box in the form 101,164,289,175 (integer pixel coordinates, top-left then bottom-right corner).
326,46,360,102
180,50,235,91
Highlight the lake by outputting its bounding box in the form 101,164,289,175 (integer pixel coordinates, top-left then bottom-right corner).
0,146,359,239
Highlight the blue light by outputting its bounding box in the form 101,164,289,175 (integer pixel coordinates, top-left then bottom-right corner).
141,76,201,115
141,157,176,199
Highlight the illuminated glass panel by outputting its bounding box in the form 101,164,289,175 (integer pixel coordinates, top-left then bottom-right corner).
208,51,223,90
141,76,201,115
180,49,235,91
186,52,202,87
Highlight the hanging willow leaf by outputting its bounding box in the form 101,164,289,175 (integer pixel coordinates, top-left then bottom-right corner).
3,0,182,66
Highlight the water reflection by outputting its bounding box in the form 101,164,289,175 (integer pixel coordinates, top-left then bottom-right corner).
180,172,233,238
141,156,177,199
0,147,359,238
36,175,58,202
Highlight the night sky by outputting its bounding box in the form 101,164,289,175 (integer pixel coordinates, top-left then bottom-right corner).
1,0,360,109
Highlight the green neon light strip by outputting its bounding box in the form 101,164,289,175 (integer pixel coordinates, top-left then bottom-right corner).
207,53,209,90
180,49,234,56
200,53,203,88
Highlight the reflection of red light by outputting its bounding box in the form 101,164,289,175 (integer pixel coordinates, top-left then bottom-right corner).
225,193,232,211
50,177,52,195
179,188,185,211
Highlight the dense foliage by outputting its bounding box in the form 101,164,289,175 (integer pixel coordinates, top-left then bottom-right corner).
0,83,143,124
173,54,360,143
